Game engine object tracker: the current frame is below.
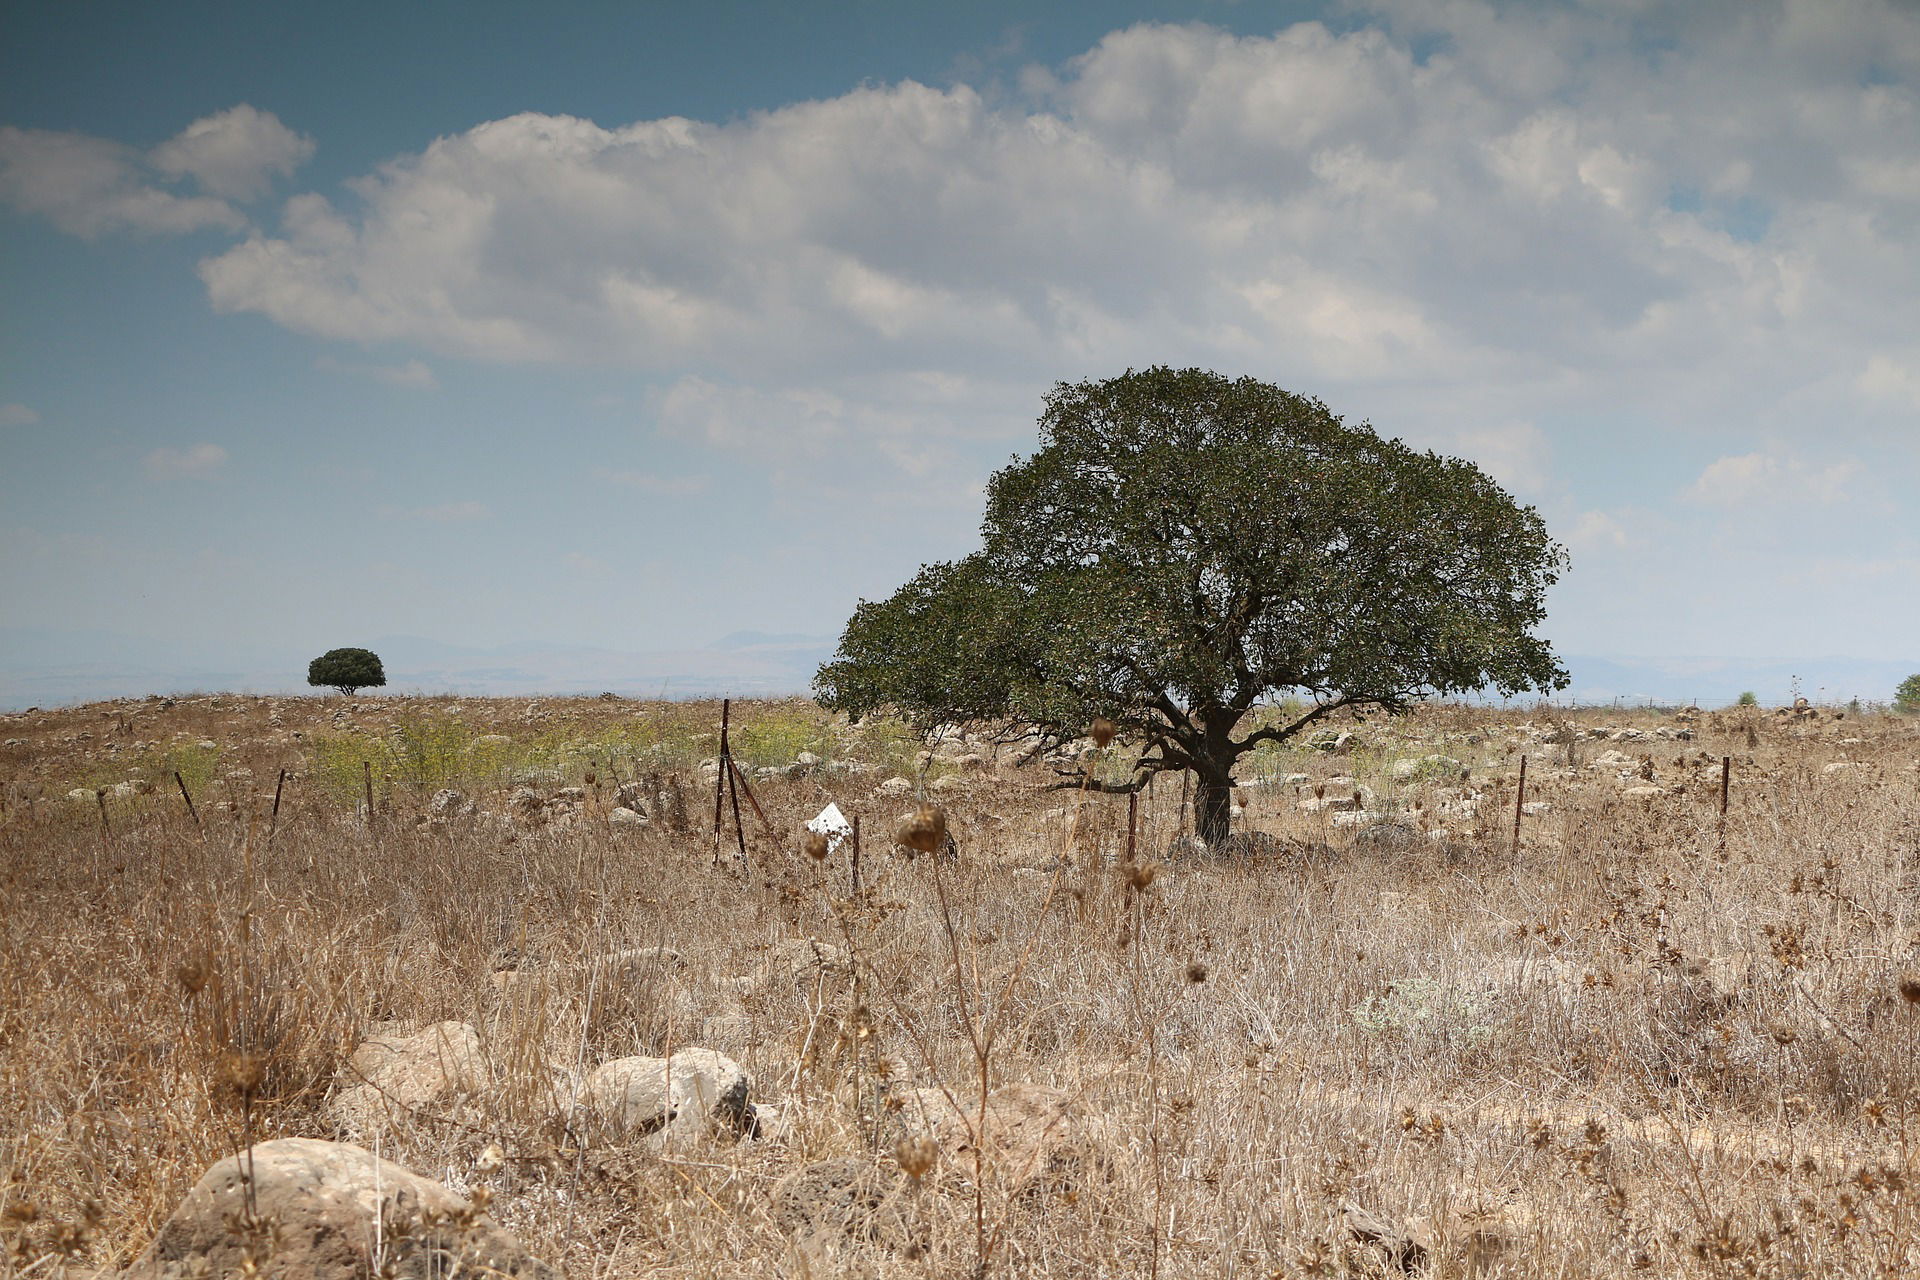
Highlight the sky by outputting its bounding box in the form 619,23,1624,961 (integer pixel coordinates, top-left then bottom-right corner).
2,0,1918,698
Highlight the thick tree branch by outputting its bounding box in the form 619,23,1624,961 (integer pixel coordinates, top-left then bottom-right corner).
1230,693,1379,752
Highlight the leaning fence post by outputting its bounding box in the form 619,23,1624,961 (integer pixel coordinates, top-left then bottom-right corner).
850,813,863,901
267,768,289,843
175,771,200,827
1511,755,1527,854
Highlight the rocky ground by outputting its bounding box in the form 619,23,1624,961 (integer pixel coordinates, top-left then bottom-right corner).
2,693,1918,1278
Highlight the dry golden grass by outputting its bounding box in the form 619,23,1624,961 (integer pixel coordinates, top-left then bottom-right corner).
2,693,1918,1278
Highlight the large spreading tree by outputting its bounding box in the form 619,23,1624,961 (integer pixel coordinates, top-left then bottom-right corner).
816,368,1568,846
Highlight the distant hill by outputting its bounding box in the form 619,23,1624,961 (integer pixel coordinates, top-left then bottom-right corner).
0,628,837,709
0,627,1910,712
1554,654,1918,709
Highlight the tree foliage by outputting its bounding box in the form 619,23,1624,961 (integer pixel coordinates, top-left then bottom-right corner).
307,647,387,697
1896,673,1920,715
816,368,1568,845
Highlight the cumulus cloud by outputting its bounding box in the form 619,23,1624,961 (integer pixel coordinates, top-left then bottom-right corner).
315,354,439,389
144,443,228,477
0,106,308,238
0,403,39,427
0,127,242,237
1686,451,1864,507
173,3,1920,481
151,105,315,200
1858,352,1920,410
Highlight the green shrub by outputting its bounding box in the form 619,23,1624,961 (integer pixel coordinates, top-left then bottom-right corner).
1736,690,1759,707
733,705,832,767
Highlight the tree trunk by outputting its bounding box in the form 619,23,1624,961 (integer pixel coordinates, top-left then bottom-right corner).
1194,767,1235,848
1190,706,1243,848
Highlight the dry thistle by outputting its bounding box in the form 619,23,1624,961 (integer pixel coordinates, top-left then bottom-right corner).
1186,960,1209,984
804,832,831,862
1125,860,1159,892
896,805,948,854
217,1050,266,1100
894,1134,939,1181
1089,716,1117,749
175,955,212,997
1898,974,1920,1005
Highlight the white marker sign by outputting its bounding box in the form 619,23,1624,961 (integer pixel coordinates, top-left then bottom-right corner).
806,802,853,853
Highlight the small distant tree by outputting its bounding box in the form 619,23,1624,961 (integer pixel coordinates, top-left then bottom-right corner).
817,368,1568,847
1895,674,1920,715
1736,690,1759,707
308,647,386,697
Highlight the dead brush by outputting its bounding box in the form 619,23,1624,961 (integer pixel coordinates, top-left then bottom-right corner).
4,695,1920,1277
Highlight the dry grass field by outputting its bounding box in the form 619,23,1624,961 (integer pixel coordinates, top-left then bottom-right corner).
2,692,1917,1278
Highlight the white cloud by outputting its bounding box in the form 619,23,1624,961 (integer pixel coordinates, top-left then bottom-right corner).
1565,509,1634,552
0,403,39,427
1686,451,1863,508
0,105,307,237
0,127,241,237
598,468,711,496
315,355,439,389
169,5,1918,471
1435,422,1552,495
151,105,315,200
144,443,228,477
1858,352,1920,410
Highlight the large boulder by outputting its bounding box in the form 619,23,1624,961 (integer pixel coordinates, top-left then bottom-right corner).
328,1020,487,1131
122,1138,557,1279
584,1047,752,1141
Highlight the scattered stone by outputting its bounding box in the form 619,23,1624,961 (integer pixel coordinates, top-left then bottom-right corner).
1822,761,1870,777
584,1047,752,1141
328,1021,487,1131
883,1081,1095,1196
608,805,649,828
427,788,473,819
1349,818,1426,851
876,776,913,796
196,740,217,751
1621,785,1666,800
1298,795,1361,813
121,1138,557,1280
771,1157,925,1253
1344,1200,1428,1275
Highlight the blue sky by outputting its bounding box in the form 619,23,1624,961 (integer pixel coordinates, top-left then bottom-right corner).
3,0,1918,698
